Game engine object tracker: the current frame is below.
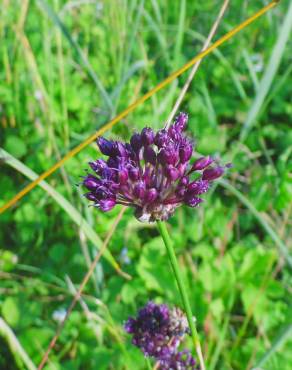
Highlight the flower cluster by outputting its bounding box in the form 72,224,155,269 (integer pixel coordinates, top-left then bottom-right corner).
159,350,197,370
83,113,226,222
124,301,199,369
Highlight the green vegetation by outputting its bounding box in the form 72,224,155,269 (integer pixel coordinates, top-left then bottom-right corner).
1,1,291,369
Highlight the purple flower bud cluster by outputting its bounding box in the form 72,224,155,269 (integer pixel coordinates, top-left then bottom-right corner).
83,113,226,222
124,302,199,369
159,350,198,370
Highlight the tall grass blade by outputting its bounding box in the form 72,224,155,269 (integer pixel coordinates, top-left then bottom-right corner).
174,0,186,67
186,30,248,102
260,63,292,114
219,179,292,267
37,0,113,112
0,317,37,370
0,148,125,276
165,0,230,127
240,1,292,141
111,60,146,103
252,324,292,369
111,0,145,111
242,49,259,92
142,8,170,66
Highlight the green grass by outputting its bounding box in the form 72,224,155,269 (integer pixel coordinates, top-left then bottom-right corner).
1,1,291,369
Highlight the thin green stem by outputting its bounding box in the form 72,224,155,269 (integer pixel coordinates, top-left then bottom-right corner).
145,357,152,370
157,221,205,370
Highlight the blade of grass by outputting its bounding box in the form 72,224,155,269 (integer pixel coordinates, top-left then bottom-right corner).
36,0,113,113
65,275,131,363
251,324,292,369
54,0,70,147
65,275,131,362
37,206,126,370
0,148,129,279
165,0,230,127
0,0,280,215
0,317,37,370
219,178,292,267
17,22,72,196
186,29,248,102
259,62,292,116
208,293,235,370
229,254,276,360
173,0,186,68
111,60,147,103
16,0,29,31
150,0,162,24
242,49,260,92
111,0,145,112
142,8,171,67
200,80,218,128
240,1,292,142
15,30,51,107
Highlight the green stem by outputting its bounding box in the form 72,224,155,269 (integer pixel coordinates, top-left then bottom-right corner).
0,317,37,370
157,221,205,370
145,357,152,370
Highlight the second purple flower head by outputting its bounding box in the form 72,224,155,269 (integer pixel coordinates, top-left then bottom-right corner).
124,301,199,369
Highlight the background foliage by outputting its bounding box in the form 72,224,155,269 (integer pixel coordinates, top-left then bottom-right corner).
0,0,291,369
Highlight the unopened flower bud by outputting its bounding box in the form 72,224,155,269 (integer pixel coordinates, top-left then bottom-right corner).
165,165,180,181
130,133,142,152
192,156,213,171
119,168,128,184
99,199,116,211
158,146,178,166
133,182,146,199
179,144,193,163
97,137,114,156
202,166,224,181
83,175,100,190
145,188,158,203
144,146,157,165
141,127,155,145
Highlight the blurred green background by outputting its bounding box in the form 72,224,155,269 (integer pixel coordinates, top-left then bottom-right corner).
0,0,292,369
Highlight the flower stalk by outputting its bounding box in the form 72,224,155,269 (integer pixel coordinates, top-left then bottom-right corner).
157,220,205,370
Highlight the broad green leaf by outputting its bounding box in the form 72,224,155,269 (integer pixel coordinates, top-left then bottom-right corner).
2,298,20,327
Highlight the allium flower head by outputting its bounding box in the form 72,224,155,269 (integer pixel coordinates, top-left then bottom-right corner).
125,302,198,369
124,302,190,360
83,113,226,222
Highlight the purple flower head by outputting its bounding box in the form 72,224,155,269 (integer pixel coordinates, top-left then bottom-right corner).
124,302,190,361
83,113,228,222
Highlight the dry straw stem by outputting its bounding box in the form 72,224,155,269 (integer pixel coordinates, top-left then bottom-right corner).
37,207,126,370
165,0,230,128
0,0,279,216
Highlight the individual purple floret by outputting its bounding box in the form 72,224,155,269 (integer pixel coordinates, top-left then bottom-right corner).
124,302,189,360
83,112,227,222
